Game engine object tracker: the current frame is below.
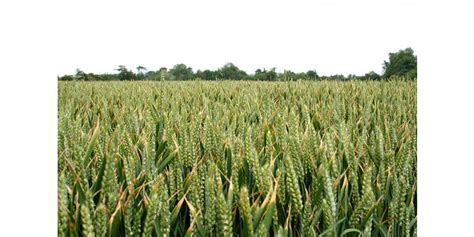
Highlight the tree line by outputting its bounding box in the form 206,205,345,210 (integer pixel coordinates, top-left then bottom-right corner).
58,48,416,81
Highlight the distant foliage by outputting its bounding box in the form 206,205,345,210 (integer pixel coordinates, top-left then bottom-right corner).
169,64,194,80
364,71,382,80
116,65,137,81
216,63,248,80
383,48,417,79
58,48,416,81
254,68,277,81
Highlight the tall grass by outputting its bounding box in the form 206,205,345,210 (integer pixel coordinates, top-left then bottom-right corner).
58,80,416,236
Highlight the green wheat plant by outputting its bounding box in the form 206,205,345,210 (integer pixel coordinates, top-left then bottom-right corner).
58,79,416,236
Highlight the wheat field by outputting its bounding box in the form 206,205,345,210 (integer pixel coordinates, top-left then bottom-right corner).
58,80,416,236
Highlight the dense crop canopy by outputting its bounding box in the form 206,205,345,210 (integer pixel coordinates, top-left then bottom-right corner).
58,80,416,236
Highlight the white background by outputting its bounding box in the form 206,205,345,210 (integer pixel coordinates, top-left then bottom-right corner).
6,0,417,76
1,0,473,236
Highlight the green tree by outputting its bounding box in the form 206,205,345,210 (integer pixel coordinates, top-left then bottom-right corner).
295,72,308,80
169,64,193,80
306,70,319,80
327,74,346,80
254,69,264,81
204,70,216,80
217,63,247,80
279,70,296,81
254,68,277,81
58,75,74,81
195,69,216,80
383,48,417,79
157,67,168,81
136,66,147,80
266,68,277,81
194,70,203,80
364,71,381,80
143,70,156,80
75,69,87,81
86,73,100,81
115,65,136,81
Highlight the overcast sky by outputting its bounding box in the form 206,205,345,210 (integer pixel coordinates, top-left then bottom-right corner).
51,0,418,76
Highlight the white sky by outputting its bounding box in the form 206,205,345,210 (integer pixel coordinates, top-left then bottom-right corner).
47,0,419,76
0,0,418,76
